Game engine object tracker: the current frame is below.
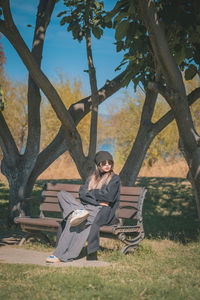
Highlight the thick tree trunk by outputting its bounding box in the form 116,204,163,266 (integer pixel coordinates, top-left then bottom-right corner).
139,0,200,219
120,89,157,185
1,157,32,222
120,126,155,185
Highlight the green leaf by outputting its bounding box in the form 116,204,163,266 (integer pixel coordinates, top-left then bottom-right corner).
184,64,197,80
174,47,185,65
71,23,81,40
92,26,103,39
115,20,129,41
60,16,70,26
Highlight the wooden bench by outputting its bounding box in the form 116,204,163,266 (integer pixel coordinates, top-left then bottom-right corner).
14,183,147,254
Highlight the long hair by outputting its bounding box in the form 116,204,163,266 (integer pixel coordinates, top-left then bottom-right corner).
88,166,114,190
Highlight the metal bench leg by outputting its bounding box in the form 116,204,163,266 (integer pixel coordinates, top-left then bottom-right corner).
121,244,138,254
118,230,145,254
18,231,54,246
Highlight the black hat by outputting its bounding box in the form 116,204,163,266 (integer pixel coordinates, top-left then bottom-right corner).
94,151,114,166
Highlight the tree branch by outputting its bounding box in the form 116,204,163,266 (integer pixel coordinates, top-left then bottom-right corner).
152,88,200,136
85,17,99,159
0,111,19,160
139,0,185,97
25,0,56,162
28,70,127,182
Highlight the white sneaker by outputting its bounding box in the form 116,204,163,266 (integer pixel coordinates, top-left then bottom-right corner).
70,209,89,227
46,255,60,263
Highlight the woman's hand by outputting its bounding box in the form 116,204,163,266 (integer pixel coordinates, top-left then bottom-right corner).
100,202,109,207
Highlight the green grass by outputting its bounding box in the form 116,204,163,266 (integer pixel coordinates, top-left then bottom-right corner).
0,177,200,300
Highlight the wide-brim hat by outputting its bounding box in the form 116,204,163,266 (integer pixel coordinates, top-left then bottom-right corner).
94,151,114,166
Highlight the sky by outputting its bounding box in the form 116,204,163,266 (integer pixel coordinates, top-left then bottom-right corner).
1,0,134,114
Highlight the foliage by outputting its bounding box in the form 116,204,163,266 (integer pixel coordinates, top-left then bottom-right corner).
2,80,28,153
41,76,85,148
58,0,106,42
104,0,200,89
157,0,200,79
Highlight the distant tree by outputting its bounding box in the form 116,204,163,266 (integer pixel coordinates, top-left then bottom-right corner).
2,81,28,153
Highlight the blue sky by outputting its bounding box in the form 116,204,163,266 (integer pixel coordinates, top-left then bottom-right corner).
2,0,133,114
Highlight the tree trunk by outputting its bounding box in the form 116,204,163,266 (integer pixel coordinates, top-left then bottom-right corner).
139,0,200,219
120,126,155,185
120,89,158,185
1,157,32,222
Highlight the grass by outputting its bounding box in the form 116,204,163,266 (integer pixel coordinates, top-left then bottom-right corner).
0,176,200,300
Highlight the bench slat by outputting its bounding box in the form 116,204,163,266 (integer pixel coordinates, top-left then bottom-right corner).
119,202,138,208
42,196,80,204
15,217,61,227
120,186,143,195
40,203,61,212
42,191,80,198
117,208,137,219
120,195,140,202
45,183,80,192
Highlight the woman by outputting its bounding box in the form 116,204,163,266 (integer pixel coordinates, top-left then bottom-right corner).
46,150,120,263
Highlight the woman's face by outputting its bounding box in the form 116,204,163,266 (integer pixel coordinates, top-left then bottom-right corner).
99,160,113,172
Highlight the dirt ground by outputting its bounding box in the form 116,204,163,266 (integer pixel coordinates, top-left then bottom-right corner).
0,231,110,268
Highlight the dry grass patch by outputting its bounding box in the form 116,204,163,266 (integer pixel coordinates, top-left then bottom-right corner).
143,239,178,256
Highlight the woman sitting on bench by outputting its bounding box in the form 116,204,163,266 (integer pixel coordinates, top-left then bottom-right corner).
46,150,120,263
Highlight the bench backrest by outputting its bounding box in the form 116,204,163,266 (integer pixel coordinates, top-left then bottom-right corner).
40,183,146,222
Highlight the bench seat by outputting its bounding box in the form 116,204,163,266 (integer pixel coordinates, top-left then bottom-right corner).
15,182,147,253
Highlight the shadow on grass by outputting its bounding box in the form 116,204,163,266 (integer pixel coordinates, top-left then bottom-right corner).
136,177,200,243
0,177,199,244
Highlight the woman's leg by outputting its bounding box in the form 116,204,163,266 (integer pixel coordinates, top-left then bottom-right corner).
55,191,85,245
87,206,111,255
52,201,101,262
58,191,85,219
